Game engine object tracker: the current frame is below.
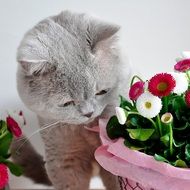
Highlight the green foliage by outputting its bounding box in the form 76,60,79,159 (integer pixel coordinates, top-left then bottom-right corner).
106,94,190,168
0,119,23,177
119,95,134,111
0,120,13,157
127,129,155,141
5,161,23,176
106,116,128,139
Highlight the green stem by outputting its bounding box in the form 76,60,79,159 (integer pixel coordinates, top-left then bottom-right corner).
0,131,9,140
169,123,174,156
186,71,190,81
132,100,136,108
130,75,144,87
163,96,168,113
156,115,162,136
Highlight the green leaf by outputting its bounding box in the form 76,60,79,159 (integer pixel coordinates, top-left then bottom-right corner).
130,117,140,127
154,154,170,163
0,120,8,136
124,139,144,150
106,116,128,139
0,156,6,162
160,134,170,147
172,96,186,111
5,161,23,176
173,159,188,168
119,95,133,110
0,131,13,156
127,128,155,141
185,144,190,161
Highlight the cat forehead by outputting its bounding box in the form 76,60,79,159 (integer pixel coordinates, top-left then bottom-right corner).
29,20,90,64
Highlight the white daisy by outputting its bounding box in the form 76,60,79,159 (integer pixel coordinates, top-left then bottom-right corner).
169,72,188,94
181,51,190,59
176,51,190,62
115,107,127,125
136,92,162,118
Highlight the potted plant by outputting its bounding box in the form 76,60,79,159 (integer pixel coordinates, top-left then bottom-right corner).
0,111,24,190
95,52,190,190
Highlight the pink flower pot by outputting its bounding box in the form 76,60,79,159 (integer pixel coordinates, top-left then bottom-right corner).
95,119,190,190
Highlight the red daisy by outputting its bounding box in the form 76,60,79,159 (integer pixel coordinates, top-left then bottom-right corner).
185,90,190,107
0,164,8,189
129,81,145,100
6,116,22,138
148,73,176,97
174,59,190,72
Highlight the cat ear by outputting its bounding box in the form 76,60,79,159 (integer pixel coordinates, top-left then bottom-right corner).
86,19,120,50
18,59,52,75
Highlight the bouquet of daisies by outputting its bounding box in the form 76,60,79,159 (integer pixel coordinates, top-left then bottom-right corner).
0,111,24,189
95,52,190,190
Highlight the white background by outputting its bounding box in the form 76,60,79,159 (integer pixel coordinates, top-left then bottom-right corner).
0,0,190,189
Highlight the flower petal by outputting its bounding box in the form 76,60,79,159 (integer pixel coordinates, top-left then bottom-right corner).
129,81,145,101
0,164,8,189
182,51,190,59
169,72,188,94
136,92,162,118
6,116,22,138
148,73,176,97
174,59,190,72
115,107,127,125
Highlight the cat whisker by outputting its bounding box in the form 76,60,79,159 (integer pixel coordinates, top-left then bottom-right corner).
14,120,62,155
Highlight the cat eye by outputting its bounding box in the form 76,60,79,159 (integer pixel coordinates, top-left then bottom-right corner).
96,89,110,96
58,101,75,107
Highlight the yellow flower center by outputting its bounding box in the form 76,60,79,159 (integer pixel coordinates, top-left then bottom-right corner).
145,101,152,109
163,116,170,122
157,82,168,91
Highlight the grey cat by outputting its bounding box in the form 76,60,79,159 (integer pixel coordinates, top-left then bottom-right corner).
12,11,131,190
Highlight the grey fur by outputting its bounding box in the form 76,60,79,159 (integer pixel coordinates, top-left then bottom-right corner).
15,10,131,190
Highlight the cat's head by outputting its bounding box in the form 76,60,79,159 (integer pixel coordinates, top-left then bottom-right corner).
17,11,129,124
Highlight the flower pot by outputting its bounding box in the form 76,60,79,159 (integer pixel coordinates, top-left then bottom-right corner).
118,177,154,190
95,119,190,190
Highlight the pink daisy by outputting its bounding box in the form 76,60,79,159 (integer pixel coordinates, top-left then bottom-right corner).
148,73,176,97
174,59,190,72
0,164,8,189
129,81,145,101
6,116,22,138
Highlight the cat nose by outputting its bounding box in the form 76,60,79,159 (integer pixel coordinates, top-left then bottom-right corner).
83,112,93,118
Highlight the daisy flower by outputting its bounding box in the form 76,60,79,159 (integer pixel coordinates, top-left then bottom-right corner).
7,110,26,127
176,51,190,62
115,107,127,125
6,115,22,138
181,51,190,59
169,72,188,94
148,73,176,97
161,113,173,124
185,90,190,107
136,92,162,118
174,59,190,72
129,81,145,101
0,164,8,189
